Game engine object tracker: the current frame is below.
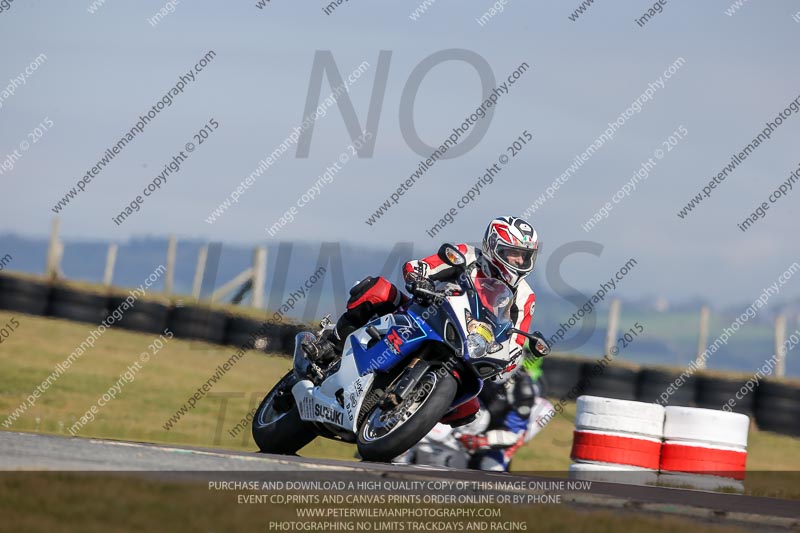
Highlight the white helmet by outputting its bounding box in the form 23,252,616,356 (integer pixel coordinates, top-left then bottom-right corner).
482,216,539,289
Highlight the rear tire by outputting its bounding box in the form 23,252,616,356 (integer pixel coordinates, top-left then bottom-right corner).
252,371,316,454
357,369,457,462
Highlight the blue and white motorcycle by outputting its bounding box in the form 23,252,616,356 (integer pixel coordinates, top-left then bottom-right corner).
252,244,550,462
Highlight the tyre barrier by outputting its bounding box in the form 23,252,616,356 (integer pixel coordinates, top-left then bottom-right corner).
695,375,754,415
48,286,109,325
109,297,170,335
571,430,662,469
754,379,800,437
167,305,229,345
224,316,284,353
541,357,585,398
569,397,749,491
0,276,50,316
579,364,639,401
574,395,665,438
0,274,306,355
636,368,696,406
569,396,665,485
567,462,659,485
659,406,749,491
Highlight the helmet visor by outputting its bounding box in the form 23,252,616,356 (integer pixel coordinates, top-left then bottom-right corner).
496,243,537,272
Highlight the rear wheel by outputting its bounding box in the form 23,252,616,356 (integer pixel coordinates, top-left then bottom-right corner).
357,368,456,462
252,371,316,454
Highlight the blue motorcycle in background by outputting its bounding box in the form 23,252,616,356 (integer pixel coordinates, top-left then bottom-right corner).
252,244,550,462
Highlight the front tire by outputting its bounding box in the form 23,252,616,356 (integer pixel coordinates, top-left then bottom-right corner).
252,371,316,454
357,368,457,462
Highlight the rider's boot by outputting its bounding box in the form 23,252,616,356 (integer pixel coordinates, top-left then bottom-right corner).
301,334,340,365
302,275,409,365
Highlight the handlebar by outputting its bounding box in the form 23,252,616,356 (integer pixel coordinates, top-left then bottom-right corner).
408,280,465,303
409,284,447,303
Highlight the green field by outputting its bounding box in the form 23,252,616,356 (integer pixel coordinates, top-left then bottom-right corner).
1,311,798,499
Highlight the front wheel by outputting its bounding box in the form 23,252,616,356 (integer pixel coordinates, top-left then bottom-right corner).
252,371,316,454
357,368,457,462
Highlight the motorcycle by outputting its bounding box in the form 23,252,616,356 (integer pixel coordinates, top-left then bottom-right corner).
394,396,556,470
251,244,550,462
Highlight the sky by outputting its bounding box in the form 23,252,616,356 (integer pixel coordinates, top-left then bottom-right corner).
1,0,799,306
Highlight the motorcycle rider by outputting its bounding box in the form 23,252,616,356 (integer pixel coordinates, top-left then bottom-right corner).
304,215,546,426
395,351,552,471
456,354,548,471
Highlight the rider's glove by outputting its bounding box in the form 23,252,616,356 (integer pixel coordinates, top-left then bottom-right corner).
406,277,436,302
456,433,490,452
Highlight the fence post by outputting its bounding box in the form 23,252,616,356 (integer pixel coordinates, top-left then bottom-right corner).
46,218,62,280
605,299,621,357
775,314,787,378
192,245,209,299
694,305,710,369
165,234,177,295
103,244,118,286
251,246,267,309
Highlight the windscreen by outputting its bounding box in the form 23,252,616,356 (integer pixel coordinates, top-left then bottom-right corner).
473,277,513,328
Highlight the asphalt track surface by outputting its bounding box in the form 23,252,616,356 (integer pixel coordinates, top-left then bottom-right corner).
1,431,798,530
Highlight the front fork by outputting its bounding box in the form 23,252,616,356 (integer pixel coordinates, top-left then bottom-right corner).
381,357,434,408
